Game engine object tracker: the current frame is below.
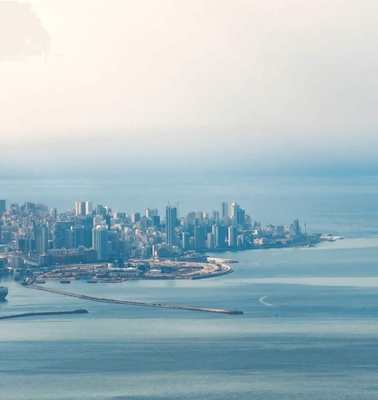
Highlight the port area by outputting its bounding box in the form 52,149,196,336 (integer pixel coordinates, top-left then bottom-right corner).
31,258,235,284
24,284,244,315
0,309,88,320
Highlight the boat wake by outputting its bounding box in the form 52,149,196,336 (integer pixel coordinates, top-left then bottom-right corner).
258,296,274,307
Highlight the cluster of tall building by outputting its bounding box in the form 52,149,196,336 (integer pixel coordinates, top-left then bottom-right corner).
0,198,304,267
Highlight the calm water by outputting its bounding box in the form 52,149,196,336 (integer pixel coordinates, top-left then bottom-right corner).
1,176,378,399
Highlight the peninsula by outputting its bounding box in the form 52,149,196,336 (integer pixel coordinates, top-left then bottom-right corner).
0,199,327,281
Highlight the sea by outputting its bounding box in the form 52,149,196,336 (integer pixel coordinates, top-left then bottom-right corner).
1,174,378,399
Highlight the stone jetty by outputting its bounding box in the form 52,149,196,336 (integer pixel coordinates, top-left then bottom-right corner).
26,284,244,315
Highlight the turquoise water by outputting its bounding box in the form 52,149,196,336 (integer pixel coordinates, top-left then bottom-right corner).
1,177,378,399
1,237,378,399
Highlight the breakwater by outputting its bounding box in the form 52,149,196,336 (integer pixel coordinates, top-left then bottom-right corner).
26,284,244,315
0,309,88,320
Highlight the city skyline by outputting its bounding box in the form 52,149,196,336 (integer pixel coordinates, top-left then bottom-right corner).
0,197,312,268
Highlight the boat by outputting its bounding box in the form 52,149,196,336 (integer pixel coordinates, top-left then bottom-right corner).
0,286,8,301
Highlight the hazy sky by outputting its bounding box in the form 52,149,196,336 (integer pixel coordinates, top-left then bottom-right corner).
1,0,378,177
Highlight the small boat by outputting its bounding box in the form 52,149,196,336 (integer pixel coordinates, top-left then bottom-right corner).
60,280,71,284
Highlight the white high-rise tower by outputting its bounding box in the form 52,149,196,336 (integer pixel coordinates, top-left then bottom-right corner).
75,201,86,216
85,201,93,215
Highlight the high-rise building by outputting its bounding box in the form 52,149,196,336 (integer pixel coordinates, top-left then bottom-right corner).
293,219,301,237
146,208,158,218
206,232,215,249
221,202,228,220
0,200,6,216
53,221,71,249
131,212,141,224
35,225,49,254
93,215,104,227
107,230,119,258
50,208,57,221
92,225,109,261
211,211,219,223
85,215,94,229
236,208,245,226
105,215,111,230
24,202,35,212
10,203,19,215
67,226,86,249
182,232,190,250
96,205,106,217
194,226,207,249
75,201,86,216
214,225,228,248
85,201,93,215
83,227,93,248
228,226,238,247
165,206,177,246
244,214,252,229
195,211,204,220
230,202,240,220
152,215,161,229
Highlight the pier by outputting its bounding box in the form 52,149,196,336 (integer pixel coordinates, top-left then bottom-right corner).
26,284,244,315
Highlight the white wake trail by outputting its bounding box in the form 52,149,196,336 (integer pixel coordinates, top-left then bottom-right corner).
259,296,274,307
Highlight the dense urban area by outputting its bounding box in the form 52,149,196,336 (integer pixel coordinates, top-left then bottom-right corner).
0,199,324,281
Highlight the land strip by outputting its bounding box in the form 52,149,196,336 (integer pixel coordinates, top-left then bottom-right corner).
26,284,244,315
0,309,88,320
